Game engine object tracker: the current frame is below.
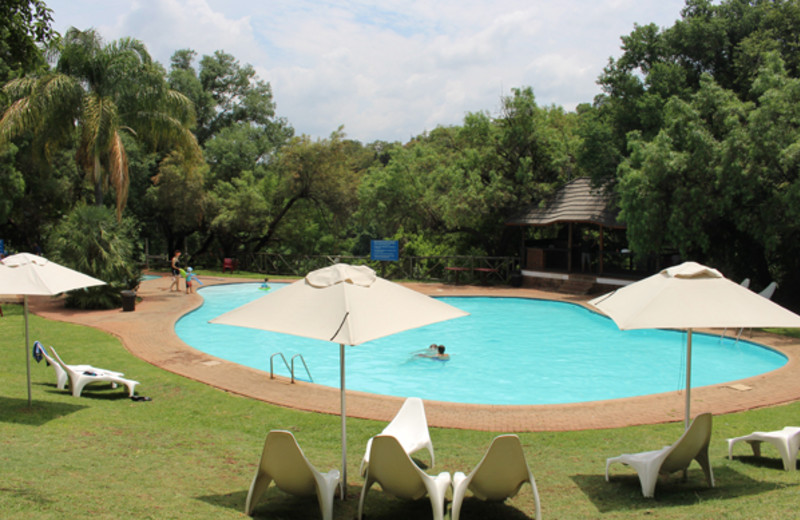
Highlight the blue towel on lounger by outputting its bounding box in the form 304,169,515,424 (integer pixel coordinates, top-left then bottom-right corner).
32,341,45,363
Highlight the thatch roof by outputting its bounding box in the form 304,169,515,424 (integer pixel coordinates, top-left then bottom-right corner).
507,177,624,228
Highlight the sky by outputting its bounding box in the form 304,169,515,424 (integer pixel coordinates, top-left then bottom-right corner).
43,0,687,143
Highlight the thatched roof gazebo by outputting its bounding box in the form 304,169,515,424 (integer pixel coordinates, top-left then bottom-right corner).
507,177,625,274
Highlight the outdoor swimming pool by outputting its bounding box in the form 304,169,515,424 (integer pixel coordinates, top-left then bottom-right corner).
175,283,787,405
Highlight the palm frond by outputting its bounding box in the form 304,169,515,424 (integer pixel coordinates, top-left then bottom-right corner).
107,131,130,219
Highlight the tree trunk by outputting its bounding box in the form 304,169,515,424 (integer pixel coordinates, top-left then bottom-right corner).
93,156,104,207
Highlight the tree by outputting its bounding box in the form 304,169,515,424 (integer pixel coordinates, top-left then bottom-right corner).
169,49,292,147
617,53,800,292
46,204,141,309
252,130,358,253
144,151,207,257
0,28,201,219
0,0,56,81
356,88,579,257
588,0,800,187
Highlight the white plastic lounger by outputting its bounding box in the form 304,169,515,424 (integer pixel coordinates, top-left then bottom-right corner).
49,347,139,398
360,397,434,476
245,430,340,520
358,435,450,520
451,434,541,520
727,427,800,471
605,413,715,497
34,341,124,390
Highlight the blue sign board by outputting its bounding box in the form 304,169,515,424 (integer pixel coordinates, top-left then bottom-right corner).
370,240,399,261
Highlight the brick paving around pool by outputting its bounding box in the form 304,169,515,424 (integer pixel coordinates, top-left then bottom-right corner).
27,274,800,432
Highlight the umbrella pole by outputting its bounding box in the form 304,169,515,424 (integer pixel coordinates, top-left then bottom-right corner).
339,342,347,500
24,295,32,407
685,329,693,430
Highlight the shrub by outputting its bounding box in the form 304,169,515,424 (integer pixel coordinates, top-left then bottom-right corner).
46,204,141,309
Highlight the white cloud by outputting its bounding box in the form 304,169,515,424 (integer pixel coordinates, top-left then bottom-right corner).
44,0,686,142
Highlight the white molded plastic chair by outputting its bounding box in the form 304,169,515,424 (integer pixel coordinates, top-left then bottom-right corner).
736,281,779,340
451,434,541,520
358,435,451,520
605,413,715,497
34,341,123,390
721,279,750,339
759,281,778,300
49,347,139,398
245,430,340,520
360,397,434,475
727,426,800,471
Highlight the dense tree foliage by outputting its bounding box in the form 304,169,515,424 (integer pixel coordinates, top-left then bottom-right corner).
592,0,800,294
0,28,201,219
46,204,141,308
0,0,55,81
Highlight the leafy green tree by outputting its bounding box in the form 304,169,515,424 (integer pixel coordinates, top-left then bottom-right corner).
617,53,800,292
357,88,578,257
207,170,270,257
165,48,293,261
0,0,56,81
253,130,358,252
168,49,292,147
0,28,200,219
46,204,141,309
588,0,800,189
143,151,207,256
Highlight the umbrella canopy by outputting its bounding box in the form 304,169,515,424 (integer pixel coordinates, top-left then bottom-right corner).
211,263,468,495
0,253,106,405
589,261,800,427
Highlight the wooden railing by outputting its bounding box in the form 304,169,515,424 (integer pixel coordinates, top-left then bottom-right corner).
241,253,518,283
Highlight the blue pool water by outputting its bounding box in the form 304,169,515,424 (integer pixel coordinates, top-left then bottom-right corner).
175,283,787,405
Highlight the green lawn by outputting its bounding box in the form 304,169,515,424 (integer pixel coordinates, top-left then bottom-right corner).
1,303,799,519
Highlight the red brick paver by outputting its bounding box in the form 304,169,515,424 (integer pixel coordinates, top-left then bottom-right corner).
28,275,800,431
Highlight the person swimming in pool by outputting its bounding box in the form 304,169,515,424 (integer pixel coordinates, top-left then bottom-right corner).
416,344,449,360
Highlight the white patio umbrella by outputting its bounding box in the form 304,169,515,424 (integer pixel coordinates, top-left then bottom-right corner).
589,261,800,428
211,263,468,496
0,253,106,406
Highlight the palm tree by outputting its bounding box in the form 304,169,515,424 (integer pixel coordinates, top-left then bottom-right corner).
0,28,200,218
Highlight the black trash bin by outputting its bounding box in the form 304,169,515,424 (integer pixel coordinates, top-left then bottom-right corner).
121,290,136,312
509,271,524,288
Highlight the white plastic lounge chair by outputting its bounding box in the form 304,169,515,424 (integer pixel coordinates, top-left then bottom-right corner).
49,347,139,398
736,281,779,340
451,434,541,520
721,279,750,339
358,435,451,520
34,341,123,390
360,397,434,476
605,413,715,497
245,430,340,520
727,426,800,471
759,281,778,300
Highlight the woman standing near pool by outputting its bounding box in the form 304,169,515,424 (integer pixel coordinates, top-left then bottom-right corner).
169,250,182,292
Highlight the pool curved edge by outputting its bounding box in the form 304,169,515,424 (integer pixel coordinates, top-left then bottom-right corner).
28,275,800,432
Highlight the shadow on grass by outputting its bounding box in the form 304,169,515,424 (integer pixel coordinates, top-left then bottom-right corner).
446,498,532,520
196,485,361,517
198,483,514,520
34,380,142,402
0,396,86,425
0,486,55,507
571,466,796,513
729,454,797,471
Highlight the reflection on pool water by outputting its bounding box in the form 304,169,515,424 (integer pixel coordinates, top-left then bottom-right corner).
176,283,787,405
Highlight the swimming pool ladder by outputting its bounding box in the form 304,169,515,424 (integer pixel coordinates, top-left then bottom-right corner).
269,352,313,383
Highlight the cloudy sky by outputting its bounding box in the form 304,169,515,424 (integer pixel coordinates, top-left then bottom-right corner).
44,0,686,143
